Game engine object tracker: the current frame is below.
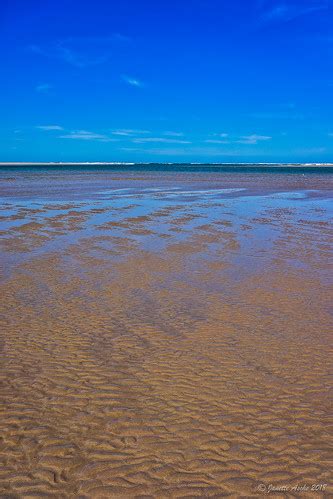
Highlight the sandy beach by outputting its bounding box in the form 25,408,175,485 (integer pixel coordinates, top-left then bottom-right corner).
0,167,332,497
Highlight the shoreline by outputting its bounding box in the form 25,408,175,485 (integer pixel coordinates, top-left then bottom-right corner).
1,161,333,167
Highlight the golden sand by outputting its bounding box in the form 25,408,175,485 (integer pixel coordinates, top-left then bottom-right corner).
0,175,332,497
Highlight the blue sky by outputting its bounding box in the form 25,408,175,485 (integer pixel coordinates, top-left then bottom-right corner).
1,0,333,162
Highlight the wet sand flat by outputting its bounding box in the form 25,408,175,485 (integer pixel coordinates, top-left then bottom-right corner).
0,168,332,497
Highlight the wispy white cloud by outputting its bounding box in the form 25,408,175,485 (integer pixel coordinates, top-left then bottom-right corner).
36,125,274,148
205,133,271,145
36,83,53,93
119,147,192,155
36,125,64,131
111,129,150,136
29,44,107,68
120,146,259,157
259,2,327,25
204,139,230,144
209,132,229,139
249,111,305,120
28,34,128,68
237,134,272,144
59,130,116,142
292,147,327,155
122,75,144,87
132,137,191,144
163,131,184,137
59,47,108,67
110,33,132,43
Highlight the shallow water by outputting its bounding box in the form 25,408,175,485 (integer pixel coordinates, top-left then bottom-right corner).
0,167,332,497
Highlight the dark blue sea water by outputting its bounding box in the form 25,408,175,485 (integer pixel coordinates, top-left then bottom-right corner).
1,163,333,174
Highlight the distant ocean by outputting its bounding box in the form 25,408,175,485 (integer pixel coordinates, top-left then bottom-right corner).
1,163,333,174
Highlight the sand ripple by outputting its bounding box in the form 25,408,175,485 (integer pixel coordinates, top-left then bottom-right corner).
0,173,332,497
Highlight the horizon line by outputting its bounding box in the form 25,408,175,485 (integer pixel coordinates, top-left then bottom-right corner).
1,162,333,167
